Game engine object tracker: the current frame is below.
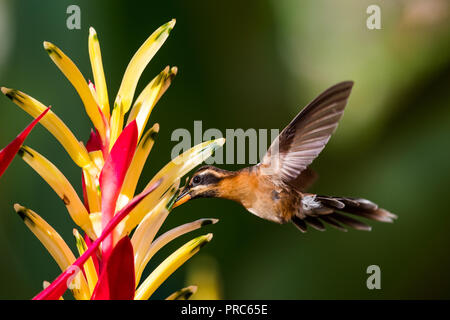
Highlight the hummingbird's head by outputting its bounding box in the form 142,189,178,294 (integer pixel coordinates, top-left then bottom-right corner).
173,165,231,208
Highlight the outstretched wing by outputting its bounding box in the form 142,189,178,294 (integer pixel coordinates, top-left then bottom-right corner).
260,81,354,186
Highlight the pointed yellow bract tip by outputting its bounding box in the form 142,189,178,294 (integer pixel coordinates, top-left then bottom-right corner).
205,233,213,242
169,19,176,28
13,203,23,212
43,41,52,50
89,26,96,35
1,86,8,95
166,285,198,300
216,137,226,146
186,285,197,295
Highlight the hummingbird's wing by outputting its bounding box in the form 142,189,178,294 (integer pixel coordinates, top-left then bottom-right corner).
288,167,318,192
260,81,353,186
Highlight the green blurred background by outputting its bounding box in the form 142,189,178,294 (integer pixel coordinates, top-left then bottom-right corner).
0,0,449,299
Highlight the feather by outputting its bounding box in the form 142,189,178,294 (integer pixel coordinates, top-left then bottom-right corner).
261,81,353,185
292,195,395,233
291,215,308,233
304,217,326,231
320,216,347,232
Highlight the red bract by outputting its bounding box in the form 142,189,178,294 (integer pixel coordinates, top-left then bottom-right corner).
32,179,161,300
91,236,135,300
85,129,103,153
0,107,50,178
99,120,138,260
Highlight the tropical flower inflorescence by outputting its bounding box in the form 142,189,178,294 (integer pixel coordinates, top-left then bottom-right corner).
1,19,224,300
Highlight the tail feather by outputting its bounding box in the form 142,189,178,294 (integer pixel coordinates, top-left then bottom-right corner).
320,216,348,232
331,212,372,231
304,217,326,231
292,216,308,233
291,195,396,233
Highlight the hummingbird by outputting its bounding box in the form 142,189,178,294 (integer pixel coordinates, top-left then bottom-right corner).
173,81,396,232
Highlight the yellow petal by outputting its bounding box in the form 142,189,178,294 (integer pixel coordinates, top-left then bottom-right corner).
88,81,99,105
14,204,89,300
129,186,176,250
108,20,175,148
43,41,106,140
73,229,99,296
134,218,218,285
130,186,178,284
19,146,96,239
117,180,178,248
88,27,110,119
88,150,104,171
118,123,159,208
165,286,197,300
114,19,175,116
126,66,177,140
122,138,225,234
82,167,101,214
134,234,213,300
89,212,103,239
108,96,124,150
1,87,97,175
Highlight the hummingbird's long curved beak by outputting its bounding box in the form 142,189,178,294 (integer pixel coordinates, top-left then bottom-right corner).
172,187,192,208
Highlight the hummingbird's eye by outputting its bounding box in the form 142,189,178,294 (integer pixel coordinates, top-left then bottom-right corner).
192,176,201,185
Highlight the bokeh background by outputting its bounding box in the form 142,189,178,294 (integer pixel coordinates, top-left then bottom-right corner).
0,0,449,299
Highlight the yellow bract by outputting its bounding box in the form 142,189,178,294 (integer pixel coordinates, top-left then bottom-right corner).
115,19,175,115
134,234,213,300
83,168,101,214
126,66,177,140
134,218,218,285
131,186,177,284
118,123,159,209
166,286,198,300
43,41,107,141
109,19,175,147
0,87,97,175
88,27,110,119
121,138,225,235
14,204,90,300
19,146,96,240
73,229,99,295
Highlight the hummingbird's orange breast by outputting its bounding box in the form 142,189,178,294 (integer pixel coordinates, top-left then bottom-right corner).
217,167,300,223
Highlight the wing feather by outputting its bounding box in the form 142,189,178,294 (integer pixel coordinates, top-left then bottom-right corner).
261,81,354,185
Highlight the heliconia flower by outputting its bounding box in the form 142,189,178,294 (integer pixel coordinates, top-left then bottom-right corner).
1,19,225,300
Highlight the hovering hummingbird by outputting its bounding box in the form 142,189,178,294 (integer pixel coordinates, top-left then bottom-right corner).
173,81,396,232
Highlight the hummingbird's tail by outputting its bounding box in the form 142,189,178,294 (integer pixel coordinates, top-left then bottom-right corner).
291,195,397,233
